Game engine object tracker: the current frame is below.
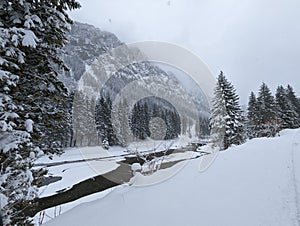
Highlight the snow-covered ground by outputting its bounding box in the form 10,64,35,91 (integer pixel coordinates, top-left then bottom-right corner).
35,136,193,198
41,129,300,226
35,146,120,198
34,136,196,224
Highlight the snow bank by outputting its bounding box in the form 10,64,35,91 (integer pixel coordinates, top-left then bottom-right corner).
44,129,300,226
36,146,119,198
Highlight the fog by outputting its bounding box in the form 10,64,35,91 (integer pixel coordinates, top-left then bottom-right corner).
70,0,300,104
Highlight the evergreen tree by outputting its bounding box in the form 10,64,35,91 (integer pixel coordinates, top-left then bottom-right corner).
256,83,279,137
130,102,140,140
181,115,188,135
95,95,109,148
203,117,211,135
171,111,181,138
198,117,210,137
105,96,118,145
210,71,245,149
275,86,299,129
187,117,193,138
0,1,80,225
247,92,260,138
95,95,118,147
286,85,300,126
129,100,180,141
141,103,150,139
130,102,149,140
65,92,75,147
118,99,131,146
210,76,227,149
72,91,86,146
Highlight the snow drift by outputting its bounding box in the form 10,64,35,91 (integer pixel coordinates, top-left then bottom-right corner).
44,129,300,226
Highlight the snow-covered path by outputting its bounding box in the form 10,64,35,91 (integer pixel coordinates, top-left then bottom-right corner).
44,129,300,226
291,129,300,225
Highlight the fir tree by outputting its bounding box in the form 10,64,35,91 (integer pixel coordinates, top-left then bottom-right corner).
256,83,279,137
105,96,118,146
181,115,188,135
210,71,245,149
118,99,131,146
0,1,80,225
247,92,260,138
210,76,227,149
286,85,300,126
95,95,110,148
130,102,150,140
129,100,180,141
95,95,118,147
198,117,210,137
275,86,299,129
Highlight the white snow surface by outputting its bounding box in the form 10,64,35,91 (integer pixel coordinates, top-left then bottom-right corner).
126,135,193,153
34,138,194,224
36,146,120,198
25,119,34,132
21,29,38,47
43,129,300,226
35,137,192,198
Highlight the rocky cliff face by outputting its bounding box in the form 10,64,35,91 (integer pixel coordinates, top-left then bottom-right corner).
58,22,122,89
60,22,210,141
63,22,208,107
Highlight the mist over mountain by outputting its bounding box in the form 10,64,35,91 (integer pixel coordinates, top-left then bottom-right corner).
59,22,210,119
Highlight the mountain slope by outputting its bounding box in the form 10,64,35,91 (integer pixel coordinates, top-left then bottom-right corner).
57,22,210,147
60,22,210,117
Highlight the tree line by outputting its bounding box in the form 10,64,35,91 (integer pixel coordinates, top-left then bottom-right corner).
94,94,208,148
247,83,300,138
210,71,300,150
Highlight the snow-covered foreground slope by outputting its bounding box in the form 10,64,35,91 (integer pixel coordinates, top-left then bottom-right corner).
35,137,191,198
44,129,300,226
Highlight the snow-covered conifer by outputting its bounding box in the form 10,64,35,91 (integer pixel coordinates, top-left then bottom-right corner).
247,92,260,138
275,86,299,129
210,71,245,150
0,1,80,224
286,85,300,127
256,83,279,137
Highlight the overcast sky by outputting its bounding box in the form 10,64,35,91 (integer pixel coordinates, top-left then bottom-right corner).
70,0,300,104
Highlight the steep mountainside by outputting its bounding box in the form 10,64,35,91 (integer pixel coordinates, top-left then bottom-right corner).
59,22,210,145
60,22,209,113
